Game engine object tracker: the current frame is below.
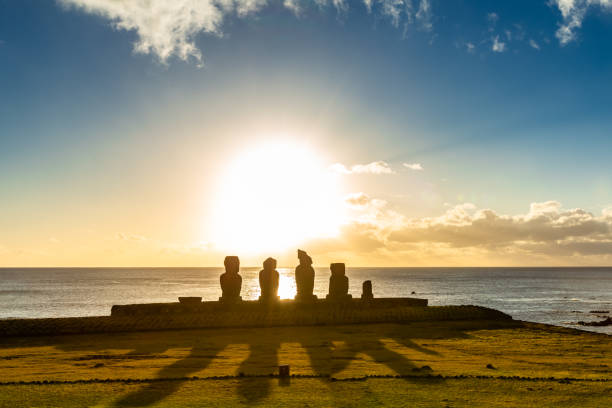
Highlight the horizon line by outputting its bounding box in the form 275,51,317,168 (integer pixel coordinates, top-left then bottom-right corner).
1,265,611,269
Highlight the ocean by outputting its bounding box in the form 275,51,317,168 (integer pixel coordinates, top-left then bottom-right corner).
0,267,610,334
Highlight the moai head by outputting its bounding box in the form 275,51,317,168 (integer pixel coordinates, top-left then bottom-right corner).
224,256,240,274
330,263,345,276
297,249,312,266
263,257,277,271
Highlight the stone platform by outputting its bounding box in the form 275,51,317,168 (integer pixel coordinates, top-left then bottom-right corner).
110,297,428,317
0,296,513,338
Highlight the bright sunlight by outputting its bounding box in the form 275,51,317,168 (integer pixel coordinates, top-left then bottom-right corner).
211,141,345,254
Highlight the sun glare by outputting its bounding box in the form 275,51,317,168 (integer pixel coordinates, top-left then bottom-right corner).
211,141,344,254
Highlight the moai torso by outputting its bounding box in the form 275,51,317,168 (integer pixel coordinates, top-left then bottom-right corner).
220,256,242,301
327,263,350,300
295,264,315,296
259,257,279,300
295,249,315,300
220,273,242,299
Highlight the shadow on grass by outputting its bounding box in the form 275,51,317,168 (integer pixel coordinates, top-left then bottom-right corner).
115,344,228,407
0,320,520,406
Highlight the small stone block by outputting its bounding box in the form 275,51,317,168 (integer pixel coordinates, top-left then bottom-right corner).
178,297,202,305
279,365,290,377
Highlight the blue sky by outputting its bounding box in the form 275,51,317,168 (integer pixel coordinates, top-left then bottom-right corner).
1,0,612,266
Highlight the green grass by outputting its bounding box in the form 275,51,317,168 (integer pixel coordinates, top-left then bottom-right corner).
0,320,610,407
1,378,610,408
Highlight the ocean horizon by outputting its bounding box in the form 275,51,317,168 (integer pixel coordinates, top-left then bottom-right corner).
1,267,610,335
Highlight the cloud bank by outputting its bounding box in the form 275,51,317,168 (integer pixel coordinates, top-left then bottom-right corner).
59,0,433,64
304,199,612,265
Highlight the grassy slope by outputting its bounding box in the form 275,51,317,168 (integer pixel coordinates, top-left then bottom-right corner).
0,320,610,407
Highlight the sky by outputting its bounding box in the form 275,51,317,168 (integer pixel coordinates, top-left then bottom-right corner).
1,0,612,267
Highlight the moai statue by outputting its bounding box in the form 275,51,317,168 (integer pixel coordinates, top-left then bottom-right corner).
295,249,317,302
220,256,242,302
259,257,280,302
361,280,374,301
326,263,352,301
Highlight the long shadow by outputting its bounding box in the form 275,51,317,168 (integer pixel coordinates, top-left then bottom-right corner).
236,339,280,404
296,336,352,377
43,331,229,407
0,320,520,406
283,326,447,389
116,343,227,407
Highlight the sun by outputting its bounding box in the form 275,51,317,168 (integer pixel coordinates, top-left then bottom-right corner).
210,141,344,254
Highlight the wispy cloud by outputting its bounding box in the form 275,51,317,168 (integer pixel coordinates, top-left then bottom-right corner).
486,12,499,30
59,0,435,65
367,0,409,27
403,162,423,171
283,0,302,16
344,192,388,210
345,192,372,207
331,161,395,175
416,0,433,31
529,39,540,50
553,0,612,45
116,232,148,241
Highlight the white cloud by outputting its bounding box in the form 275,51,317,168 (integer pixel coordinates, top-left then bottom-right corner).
552,0,612,45
529,39,540,49
283,0,302,15
416,0,433,31
59,0,434,64
403,162,423,171
58,0,252,65
492,35,506,52
465,42,475,53
331,161,395,175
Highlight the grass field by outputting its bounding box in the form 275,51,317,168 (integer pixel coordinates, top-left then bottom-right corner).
0,320,610,407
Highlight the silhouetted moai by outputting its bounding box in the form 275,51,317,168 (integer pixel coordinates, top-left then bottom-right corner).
295,249,317,302
259,257,280,302
361,280,373,301
326,263,352,301
220,256,242,302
